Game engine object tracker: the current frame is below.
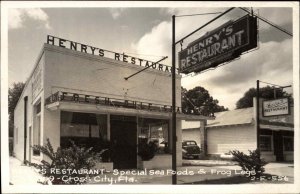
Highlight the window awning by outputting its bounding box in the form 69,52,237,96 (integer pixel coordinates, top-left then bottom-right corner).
259,124,293,131
46,101,213,121
260,119,294,131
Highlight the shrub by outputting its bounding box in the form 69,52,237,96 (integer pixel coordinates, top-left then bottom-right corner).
99,149,111,162
138,141,157,161
230,149,268,177
61,137,111,162
28,138,101,185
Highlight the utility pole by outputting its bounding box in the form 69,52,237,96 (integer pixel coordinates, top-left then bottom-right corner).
170,8,235,185
171,14,177,185
256,80,260,151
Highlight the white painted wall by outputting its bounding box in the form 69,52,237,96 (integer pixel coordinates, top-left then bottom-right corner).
43,109,61,151
207,124,256,155
43,44,181,107
13,86,32,161
13,54,45,162
43,44,182,162
181,120,201,147
182,129,201,146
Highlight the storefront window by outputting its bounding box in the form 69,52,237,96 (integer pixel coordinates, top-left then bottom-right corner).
60,111,108,152
33,101,41,156
260,135,272,151
283,136,294,151
138,118,169,154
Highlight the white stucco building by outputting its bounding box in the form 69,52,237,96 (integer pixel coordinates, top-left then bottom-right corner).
13,35,211,169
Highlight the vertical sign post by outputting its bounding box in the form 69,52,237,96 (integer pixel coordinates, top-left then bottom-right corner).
170,8,237,185
171,15,177,185
256,80,260,151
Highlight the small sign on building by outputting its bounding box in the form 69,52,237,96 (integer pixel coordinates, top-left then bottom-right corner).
263,98,290,117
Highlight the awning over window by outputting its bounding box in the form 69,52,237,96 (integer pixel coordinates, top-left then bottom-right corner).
46,101,213,121
260,119,294,131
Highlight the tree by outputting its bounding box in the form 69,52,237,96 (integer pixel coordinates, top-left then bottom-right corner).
182,86,228,116
236,86,290,109
8,82,25,137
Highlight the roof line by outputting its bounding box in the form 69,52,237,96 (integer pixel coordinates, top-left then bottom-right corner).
206,122,253,128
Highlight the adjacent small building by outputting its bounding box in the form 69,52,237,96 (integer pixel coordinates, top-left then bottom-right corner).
182,98,294,162
206,107,256,157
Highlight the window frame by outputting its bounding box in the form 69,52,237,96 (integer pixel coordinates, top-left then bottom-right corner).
283,136,294,152
32,100,42,156
137,117,170,154
259,135,273,152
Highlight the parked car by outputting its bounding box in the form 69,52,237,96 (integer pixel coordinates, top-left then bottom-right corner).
182,140,201,159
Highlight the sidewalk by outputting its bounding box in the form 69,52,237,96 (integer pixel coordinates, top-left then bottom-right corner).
264,162,294,182
9,157,45,185
9,156,294,185
183,159,236,166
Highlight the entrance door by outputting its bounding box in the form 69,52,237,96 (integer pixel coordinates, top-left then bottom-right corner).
110,115,137,169
273,131,284,161
29,126,32,162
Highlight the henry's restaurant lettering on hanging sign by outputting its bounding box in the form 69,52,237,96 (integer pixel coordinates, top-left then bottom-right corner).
179,14,258,74
46,35,172,73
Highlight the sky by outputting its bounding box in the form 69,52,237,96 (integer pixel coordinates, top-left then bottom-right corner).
5,3,295,110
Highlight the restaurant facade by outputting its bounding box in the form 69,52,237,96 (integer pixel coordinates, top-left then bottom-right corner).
13,36,211,169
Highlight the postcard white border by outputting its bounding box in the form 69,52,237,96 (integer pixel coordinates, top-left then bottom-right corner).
1,1,299,193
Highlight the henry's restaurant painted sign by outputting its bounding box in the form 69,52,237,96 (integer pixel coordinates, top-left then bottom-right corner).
263,98,290,117
47,35,172,73
179,15,257,74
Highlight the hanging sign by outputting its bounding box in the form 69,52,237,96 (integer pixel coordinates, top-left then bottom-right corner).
263,98,290,117
179,14,258,74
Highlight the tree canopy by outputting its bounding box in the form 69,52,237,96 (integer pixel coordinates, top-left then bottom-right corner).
182,86,228,116
9,82,25,137
236,86,290,109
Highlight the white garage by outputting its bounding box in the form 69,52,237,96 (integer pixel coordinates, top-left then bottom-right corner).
206,107,256,155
